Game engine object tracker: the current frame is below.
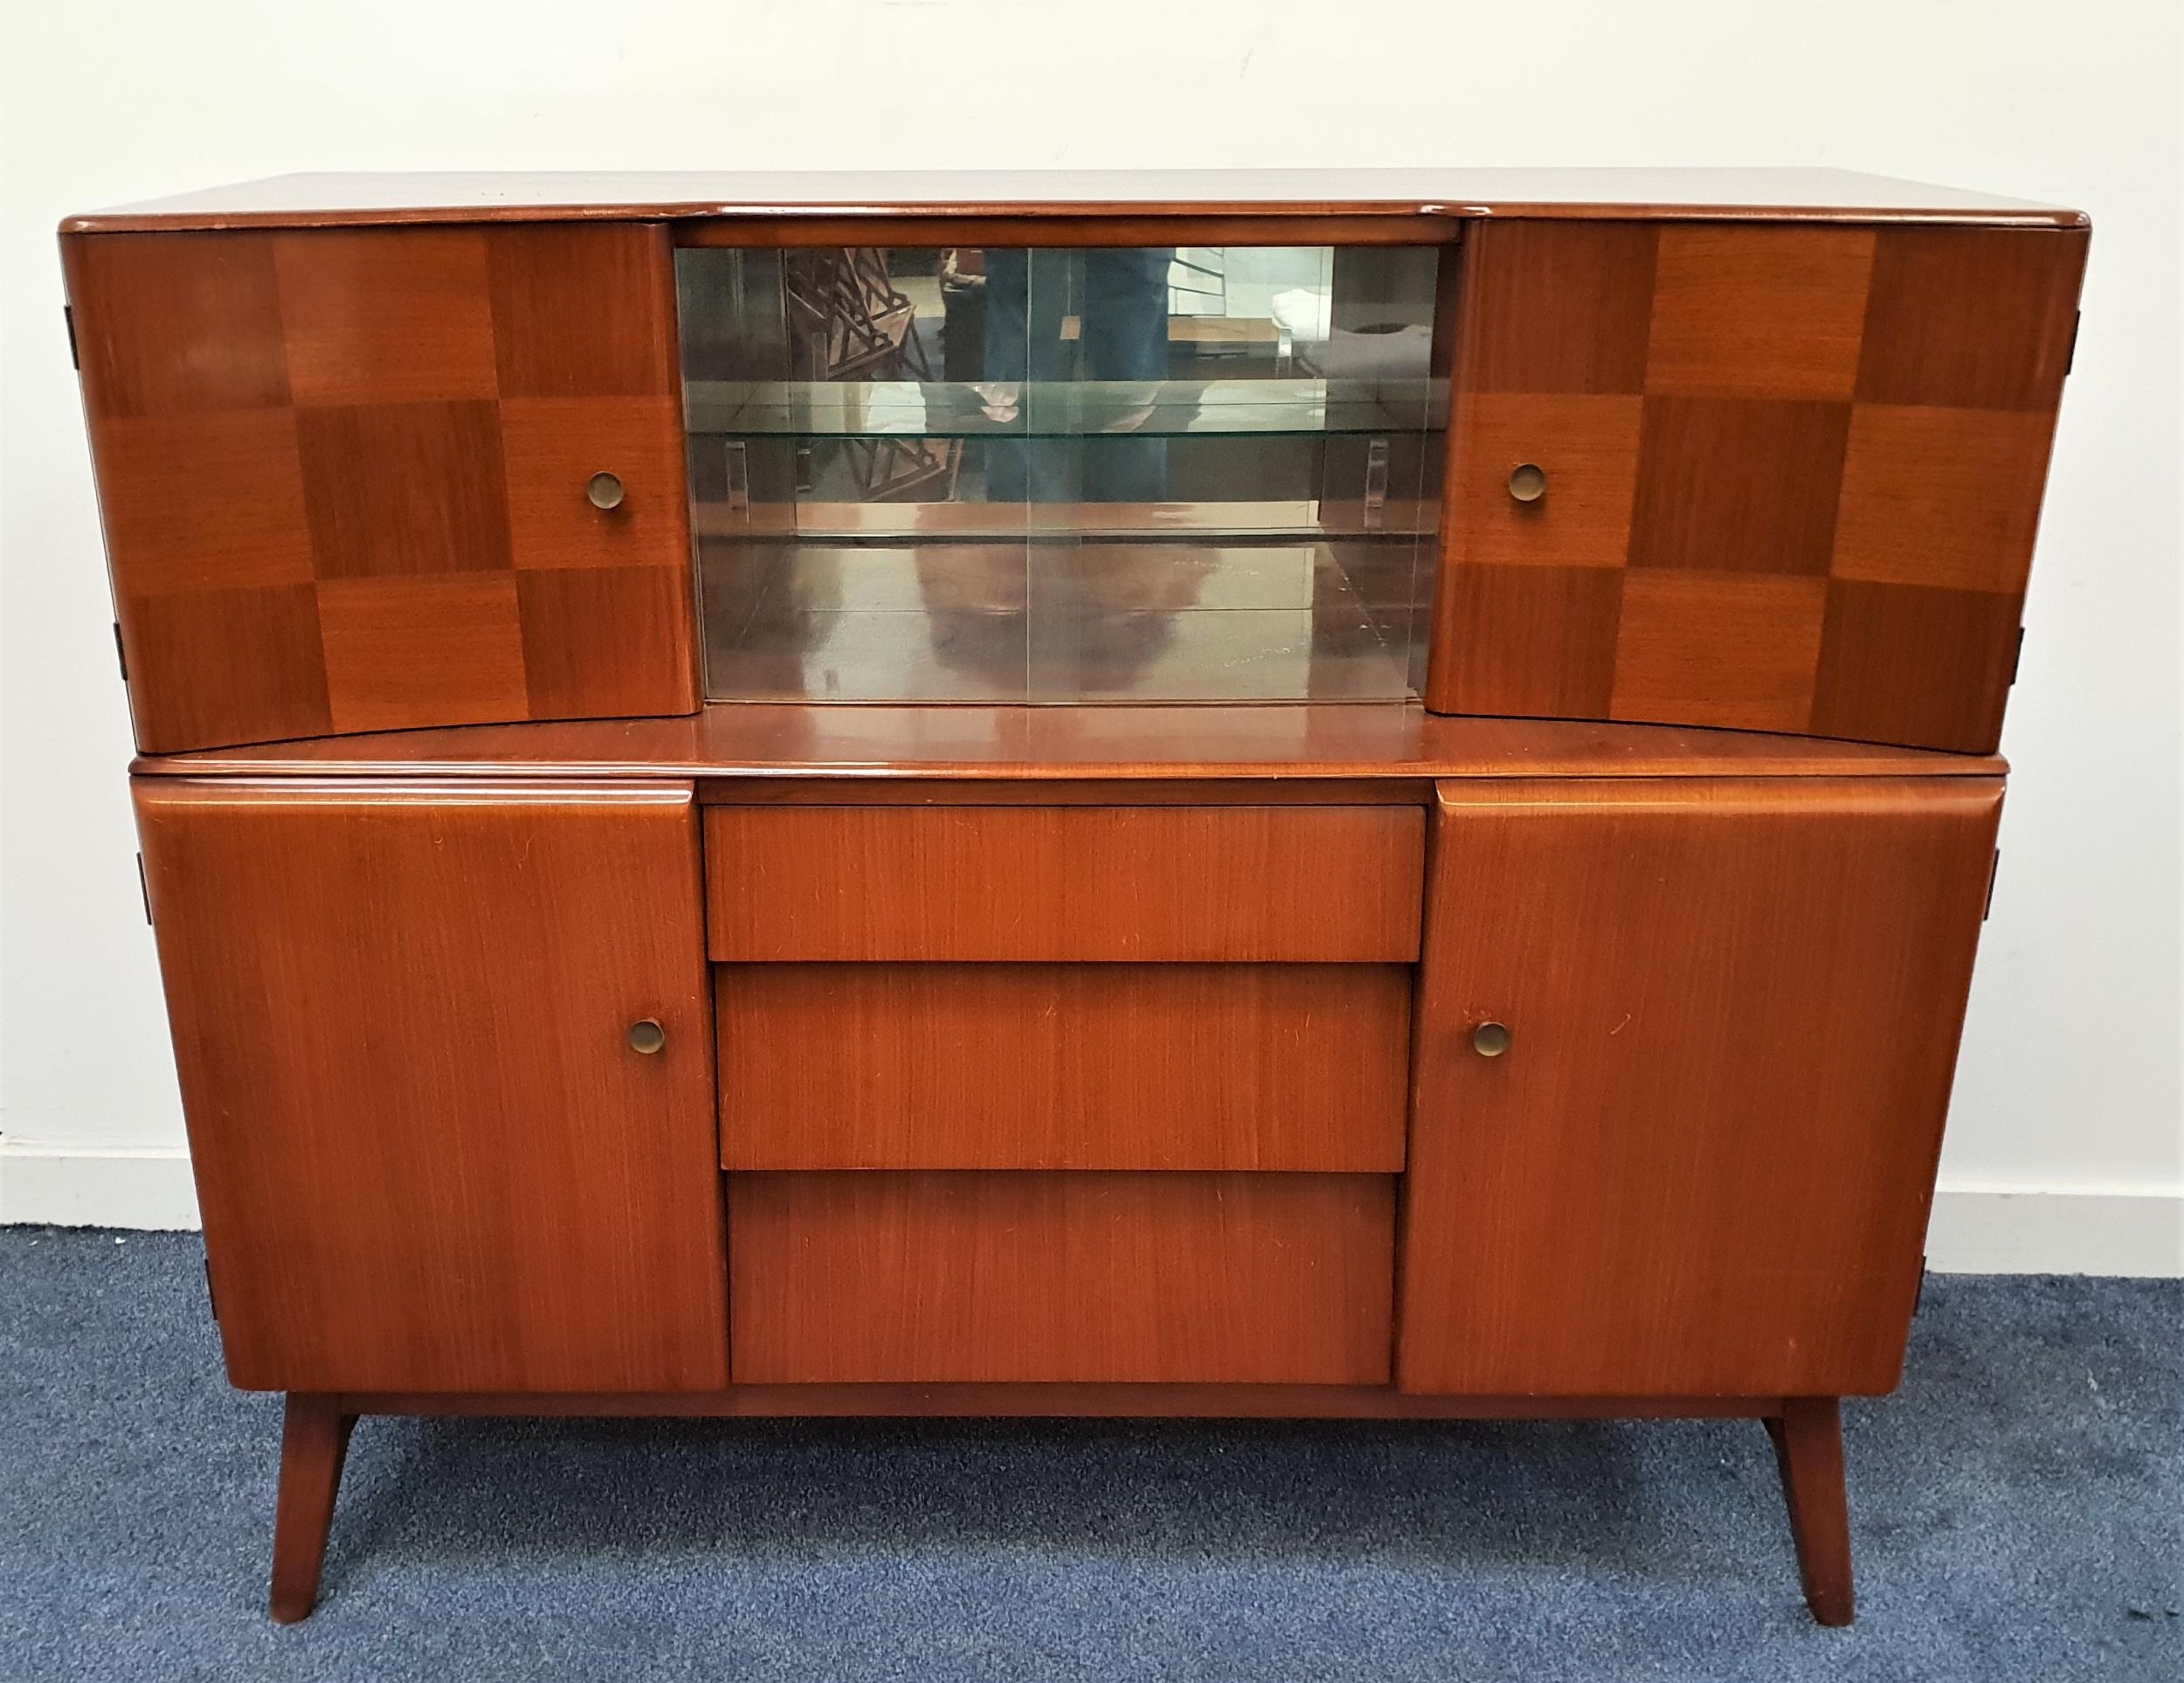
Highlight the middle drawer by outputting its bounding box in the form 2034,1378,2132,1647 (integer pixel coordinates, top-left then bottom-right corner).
717,962,1411,1171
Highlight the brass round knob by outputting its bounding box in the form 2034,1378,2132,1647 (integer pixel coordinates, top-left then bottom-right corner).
627,1018,667,1056
1472,1021,1511,1058
1508,464,1547,503
587,471,626,511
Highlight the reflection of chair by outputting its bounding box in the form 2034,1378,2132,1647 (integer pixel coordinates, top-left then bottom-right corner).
783,249,961,502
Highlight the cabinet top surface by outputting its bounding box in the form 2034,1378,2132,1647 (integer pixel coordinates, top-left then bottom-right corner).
128,704,2008,782
62,169,2087,232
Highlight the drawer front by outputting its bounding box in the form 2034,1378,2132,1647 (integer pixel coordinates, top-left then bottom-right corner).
703,804,1424,962
718,962,1409,1171
728,1172,1395,1384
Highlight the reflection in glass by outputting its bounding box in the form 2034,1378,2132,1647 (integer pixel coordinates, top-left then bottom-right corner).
678,244,1452,703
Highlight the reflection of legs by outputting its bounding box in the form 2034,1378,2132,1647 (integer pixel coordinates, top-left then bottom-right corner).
1082,249,1172,502
1082,249,1173,380
982,250,1075,504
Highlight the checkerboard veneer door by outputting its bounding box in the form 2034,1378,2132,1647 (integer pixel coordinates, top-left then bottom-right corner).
66,223,700,752
1423,218,2087,752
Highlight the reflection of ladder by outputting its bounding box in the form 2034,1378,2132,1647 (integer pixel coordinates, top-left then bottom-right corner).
784,248,930,379
1166,248,1227,316
781,249,960,502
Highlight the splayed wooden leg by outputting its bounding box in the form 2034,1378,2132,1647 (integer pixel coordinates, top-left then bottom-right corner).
270,1393,355,1624
1765,1396,1854,1625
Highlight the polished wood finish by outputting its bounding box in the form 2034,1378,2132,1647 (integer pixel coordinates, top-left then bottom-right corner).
63,168,2087,233
1427,220,2088,751
325,1386,1785,1419
702,776,1435,806
718,963,1409,1170
133,779,729,1392
1767,1399,1856,1625
728,1172,1394,1385
73,174,2070,1627
1399,776,2002,1398
66,223,698,752
269,1394,354,1624
680,214,1450,248
135,704,2010,782
704,802,1422,961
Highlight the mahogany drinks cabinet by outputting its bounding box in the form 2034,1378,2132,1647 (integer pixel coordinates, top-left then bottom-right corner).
61,170,2089,1624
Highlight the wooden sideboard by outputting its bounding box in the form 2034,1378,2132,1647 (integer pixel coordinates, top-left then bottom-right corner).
65,170,2085,1625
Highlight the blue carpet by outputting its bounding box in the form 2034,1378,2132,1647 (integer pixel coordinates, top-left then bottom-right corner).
0,1228,2175,1681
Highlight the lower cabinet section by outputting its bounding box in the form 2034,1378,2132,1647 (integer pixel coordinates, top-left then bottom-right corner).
132,769,2001,1421
727,1172,1396,1384
717,963,1411,1171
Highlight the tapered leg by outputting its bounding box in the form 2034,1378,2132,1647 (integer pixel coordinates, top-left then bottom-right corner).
1764,1396,1854,1625
270,1393,356,1624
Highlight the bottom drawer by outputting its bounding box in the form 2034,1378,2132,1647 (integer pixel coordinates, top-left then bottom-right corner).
728,1172,1395,1385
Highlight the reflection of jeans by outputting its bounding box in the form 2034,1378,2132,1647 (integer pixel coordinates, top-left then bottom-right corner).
984,249,1172,504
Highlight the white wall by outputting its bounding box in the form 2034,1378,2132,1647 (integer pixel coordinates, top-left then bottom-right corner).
2,0,2177,1269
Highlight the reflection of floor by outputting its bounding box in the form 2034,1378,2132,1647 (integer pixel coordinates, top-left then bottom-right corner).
699,539,1431,703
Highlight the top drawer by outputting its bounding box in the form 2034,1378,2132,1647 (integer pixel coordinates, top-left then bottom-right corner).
704,803,1425,962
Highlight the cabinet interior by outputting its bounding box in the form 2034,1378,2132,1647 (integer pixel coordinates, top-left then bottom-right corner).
676,243,1453,703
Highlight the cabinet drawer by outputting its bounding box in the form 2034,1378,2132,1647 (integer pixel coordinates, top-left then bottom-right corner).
718,962,1409,1171
727,1172,1395,1384
703,804,1424,962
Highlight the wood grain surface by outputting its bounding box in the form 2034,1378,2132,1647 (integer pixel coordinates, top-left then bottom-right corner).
728,1172,1395,1385
133,778,729,1392
131,705,2009,782
717,962,1410,1170
67,224,697,751
1398,776,2002,1397
704,803,1424,961
1427,220,2086,752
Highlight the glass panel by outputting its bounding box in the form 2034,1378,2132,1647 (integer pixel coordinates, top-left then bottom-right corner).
679,242,1450,703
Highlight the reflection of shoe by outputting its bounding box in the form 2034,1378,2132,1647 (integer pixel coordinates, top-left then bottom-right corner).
972,383,1019,424
1100,382,1161,433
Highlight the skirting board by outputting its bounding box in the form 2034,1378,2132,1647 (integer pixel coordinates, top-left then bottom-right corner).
0,1145,2178,1276
0,1144,200,1230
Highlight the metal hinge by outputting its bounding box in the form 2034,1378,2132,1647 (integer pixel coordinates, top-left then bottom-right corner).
137,854,152,925
2065,309,2080,376
113,622,128,683
1984,849,2001,920
1362,437,1391,534
64,305,78,371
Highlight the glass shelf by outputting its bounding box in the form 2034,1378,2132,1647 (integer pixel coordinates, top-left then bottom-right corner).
677,242,1454,704
685,377,1447,440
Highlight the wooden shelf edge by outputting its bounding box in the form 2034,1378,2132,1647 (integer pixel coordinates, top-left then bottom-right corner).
128,705,2008,783
314,1384,1796,1421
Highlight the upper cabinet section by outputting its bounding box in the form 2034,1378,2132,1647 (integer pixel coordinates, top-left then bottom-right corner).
66,223,700,752
63,176,2087,756
1427,220,2088,752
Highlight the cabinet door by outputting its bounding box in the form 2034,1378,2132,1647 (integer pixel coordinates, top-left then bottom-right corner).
1425,220,2086,751
134,779,728,1393
1399,777,2001,1397
68,224,698,752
